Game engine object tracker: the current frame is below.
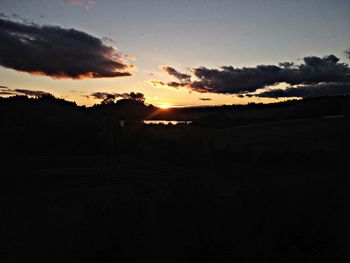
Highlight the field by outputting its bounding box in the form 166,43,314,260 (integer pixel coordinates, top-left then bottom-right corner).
1,117,348,262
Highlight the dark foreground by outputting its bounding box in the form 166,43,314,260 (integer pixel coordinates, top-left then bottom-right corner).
1,158,347,262
0,96,349,262
1,134,348,263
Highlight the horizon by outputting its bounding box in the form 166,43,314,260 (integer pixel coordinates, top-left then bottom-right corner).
1,0,350,107
1,91,306,109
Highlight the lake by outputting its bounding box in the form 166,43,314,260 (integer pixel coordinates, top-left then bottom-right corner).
143,120,192,125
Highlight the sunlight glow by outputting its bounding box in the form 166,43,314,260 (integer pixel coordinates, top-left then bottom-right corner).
158,104,172,109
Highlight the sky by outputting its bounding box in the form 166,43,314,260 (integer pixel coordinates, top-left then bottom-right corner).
1,0,350,107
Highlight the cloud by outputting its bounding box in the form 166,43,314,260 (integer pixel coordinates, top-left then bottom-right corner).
14,89,52,97
198,97,211,101
0,86,53,97
60,0,94,9
127,92,145,102
156,53,350,96
161,66,191,82
0,85,14,95
0,91,14,95
0,18,132,79
255,82,350,98
89,91,145,103
149,80,187,90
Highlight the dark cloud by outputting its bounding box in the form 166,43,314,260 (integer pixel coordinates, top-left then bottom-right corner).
128,92,145,102
0,18,132,79
161,66,191,82
90,91,145,103
0,86,53,97
14,89,52,97
0,91,14,95
167,81,188,88
198,97,211,101
157,54,350,95
256,82,350,98
0,85,14,96
149,80,187,89
89,92,119,100
149,80,167,87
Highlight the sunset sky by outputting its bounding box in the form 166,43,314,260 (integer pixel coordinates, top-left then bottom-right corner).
1,0,350,107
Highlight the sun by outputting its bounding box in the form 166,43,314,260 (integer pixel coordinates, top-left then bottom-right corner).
158,104,172,109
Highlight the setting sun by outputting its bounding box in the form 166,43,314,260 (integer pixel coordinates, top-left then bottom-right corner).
158,104,172,109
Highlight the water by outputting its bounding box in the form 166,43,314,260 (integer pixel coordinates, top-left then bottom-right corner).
143,120,192,125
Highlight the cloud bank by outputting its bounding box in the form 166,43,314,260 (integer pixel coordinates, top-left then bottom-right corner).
256,82,350,98
154,53,350,98
0,18,132,79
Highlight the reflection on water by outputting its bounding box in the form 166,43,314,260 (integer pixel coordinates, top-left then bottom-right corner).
143,120,192,125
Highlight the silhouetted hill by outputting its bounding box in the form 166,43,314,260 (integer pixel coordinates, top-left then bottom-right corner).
1,94,349,163
2,95,350,125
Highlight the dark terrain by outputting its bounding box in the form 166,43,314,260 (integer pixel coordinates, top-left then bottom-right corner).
0,95,349,262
